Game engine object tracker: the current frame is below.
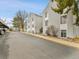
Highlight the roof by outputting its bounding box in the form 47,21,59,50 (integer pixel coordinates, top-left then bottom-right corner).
42,1,50,13
42,0,58,14
0,21,9,29
30,12,42,17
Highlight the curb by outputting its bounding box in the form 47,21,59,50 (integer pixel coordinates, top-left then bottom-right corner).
23,32,79,49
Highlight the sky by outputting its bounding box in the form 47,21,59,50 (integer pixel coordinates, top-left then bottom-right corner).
0,0,48,26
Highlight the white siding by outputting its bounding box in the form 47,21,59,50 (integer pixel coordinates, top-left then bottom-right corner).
27,13,43,34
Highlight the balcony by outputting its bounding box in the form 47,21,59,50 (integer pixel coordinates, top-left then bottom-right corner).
60,24,67,30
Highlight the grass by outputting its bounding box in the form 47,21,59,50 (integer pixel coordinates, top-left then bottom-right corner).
72,36,79,43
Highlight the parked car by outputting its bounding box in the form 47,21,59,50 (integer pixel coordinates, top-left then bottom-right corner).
0,28,6,35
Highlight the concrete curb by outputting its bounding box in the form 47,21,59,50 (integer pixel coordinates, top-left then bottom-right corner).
23,32,79,49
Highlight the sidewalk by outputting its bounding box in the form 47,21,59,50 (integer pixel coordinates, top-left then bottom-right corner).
23,32,79,49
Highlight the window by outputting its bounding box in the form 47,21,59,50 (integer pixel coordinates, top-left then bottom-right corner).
45,12,47,18
45,20,48,26
61,30,66,37
60,16,66,24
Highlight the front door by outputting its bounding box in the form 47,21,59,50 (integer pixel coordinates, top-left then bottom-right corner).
61,30,67,38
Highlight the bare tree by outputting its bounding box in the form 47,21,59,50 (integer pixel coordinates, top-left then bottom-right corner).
13,10,28,31
46,25,58,37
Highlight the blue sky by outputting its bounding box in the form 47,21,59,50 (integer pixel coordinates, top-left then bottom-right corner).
0,0,48,18
0,0,48,26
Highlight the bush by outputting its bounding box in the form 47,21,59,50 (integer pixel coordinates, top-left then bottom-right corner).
46,25,58,37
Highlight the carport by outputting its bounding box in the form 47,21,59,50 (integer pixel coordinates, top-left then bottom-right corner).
0,21,9,35
0,21,9,29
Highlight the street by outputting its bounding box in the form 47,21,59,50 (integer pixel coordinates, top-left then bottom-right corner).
0,32,79,59
0,33,9,59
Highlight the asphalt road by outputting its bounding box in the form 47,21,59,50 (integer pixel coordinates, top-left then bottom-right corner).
0,32,79,59
0,33,9,59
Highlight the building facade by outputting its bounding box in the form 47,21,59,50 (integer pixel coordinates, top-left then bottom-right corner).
24,19,27,32
42,0,79,38
42,0,60,37
27,13,43,34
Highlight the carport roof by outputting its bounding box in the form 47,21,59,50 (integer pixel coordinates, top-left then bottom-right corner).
0,22,9,29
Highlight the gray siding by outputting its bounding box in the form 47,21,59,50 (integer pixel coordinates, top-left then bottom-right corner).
43,1,60,36
42,0,79,38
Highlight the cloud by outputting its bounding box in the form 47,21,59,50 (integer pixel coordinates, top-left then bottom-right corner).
1,17,13,27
